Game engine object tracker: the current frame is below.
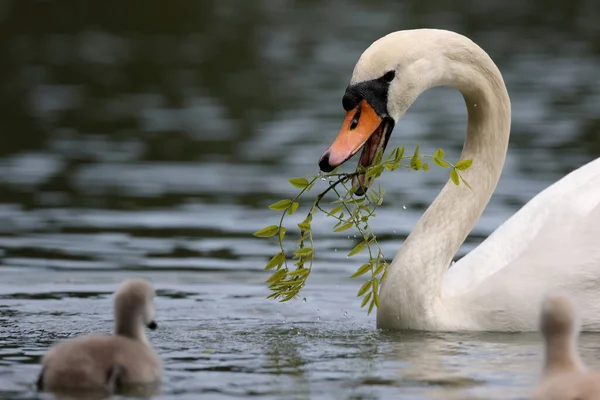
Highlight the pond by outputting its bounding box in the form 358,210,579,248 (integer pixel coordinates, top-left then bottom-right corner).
1,0,600,399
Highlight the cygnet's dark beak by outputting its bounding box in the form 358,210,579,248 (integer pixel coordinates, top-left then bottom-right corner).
147,320,157,330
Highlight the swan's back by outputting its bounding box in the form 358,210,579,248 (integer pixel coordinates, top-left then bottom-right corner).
39,334,161,393
532,292,600,400
443,158,600,330
444,157,600,298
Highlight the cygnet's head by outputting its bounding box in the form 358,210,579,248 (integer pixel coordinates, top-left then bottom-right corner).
114,278,157,337
540,291,579,340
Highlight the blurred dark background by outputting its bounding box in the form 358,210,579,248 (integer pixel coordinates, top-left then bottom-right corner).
1,0,599,211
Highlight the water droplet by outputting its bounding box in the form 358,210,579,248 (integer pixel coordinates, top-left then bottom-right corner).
317,316,320,321
302,297,306,303
334,249,337,252
317,309,320,313
344,311,348,317
402,205,407,210
393,230,396,234
321,177,327,182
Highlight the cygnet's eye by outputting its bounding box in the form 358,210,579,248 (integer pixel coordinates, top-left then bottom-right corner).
383,70,395,83
147,321,157,330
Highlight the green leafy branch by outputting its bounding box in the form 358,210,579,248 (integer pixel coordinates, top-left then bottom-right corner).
253,145,473,314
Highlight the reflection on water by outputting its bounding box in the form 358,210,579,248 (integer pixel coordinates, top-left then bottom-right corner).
1,0,600,398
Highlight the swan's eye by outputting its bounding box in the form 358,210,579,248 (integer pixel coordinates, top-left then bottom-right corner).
350,108,361,130
383,70,395,83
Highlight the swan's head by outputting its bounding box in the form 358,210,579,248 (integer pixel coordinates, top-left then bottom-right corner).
318,29,459,194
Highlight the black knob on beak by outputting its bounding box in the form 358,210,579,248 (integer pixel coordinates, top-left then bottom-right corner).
318,152,335,172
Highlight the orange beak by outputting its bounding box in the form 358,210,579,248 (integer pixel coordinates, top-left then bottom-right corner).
318,100,383,172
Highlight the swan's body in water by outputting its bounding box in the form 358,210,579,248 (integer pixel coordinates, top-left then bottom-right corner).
318,28,600,331
531,292,600,400
37,278,162,395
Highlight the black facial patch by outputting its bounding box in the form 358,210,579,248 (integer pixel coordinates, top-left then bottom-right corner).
342,71,395,117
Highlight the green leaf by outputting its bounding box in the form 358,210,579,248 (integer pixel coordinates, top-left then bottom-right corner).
395,145,405,163
287,268,310,277
433,158,450,168
333,221,353,232
450,168,460,186
410,146,423,170
380,269,388,283
328,205,344,216
422,162,429,172
368,300,376,314
374,261,385,276
287,201,299,215
412,144,420,157
294,247,314,258
433,148,444,159
373,148,384,165
350,263,372,278
253,225,279,237
280,292,298,302
296,232,310,243
265,252,285,270
357,280,372,297
293,259,306,268
372,279,380,307
278,227,287,241
360,291,372,307
348,241,367,257
365,164,384,179
297,222,311,231
455,159,473,171
268,199,292,211
265,269,287,283
289,177,309,188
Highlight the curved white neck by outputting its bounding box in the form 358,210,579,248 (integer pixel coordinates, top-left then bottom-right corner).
378,39,511,326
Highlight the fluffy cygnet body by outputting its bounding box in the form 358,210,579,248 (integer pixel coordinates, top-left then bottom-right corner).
37,278,162,396
532,292,600,400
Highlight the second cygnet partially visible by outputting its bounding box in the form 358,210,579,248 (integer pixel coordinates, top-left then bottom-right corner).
37,278,162,396
531,291,600,400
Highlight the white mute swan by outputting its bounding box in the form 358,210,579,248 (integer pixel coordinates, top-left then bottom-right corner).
531,291,600,400
318,29,600,331
37,278,162,395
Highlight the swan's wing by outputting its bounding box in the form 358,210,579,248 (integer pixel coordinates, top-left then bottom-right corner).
442,157,600,298
456,201,600,331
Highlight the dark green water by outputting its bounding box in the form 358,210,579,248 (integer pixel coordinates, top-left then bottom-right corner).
1,0,600,398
